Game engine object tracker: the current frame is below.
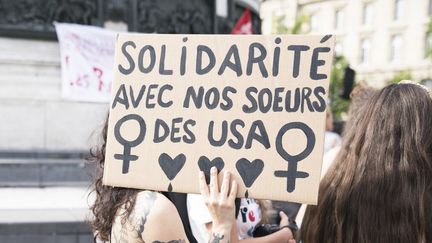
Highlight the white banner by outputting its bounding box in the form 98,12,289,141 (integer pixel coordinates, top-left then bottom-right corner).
55,23,116,103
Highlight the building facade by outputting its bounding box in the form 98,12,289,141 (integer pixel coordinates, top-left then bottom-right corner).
261,0,432,87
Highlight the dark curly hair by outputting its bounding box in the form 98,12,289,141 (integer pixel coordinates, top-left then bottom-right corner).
87,117,140,242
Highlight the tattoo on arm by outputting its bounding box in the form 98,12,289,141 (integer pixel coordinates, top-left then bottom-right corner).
119,224,128,243
209,233,227,243
133,192,157,239
137,216,146,238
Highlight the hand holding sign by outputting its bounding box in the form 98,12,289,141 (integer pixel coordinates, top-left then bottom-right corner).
198,156,225,184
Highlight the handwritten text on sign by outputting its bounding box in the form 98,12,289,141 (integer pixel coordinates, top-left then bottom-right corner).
103,34,334,204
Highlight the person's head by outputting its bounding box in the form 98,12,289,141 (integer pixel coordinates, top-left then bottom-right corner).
300,83,432,243
341,85,377,135
88,118,140,242
347,85,377,117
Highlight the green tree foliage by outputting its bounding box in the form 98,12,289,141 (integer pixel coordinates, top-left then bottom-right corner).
273,15,288,34
427,17,432,59
387,70,413,85
329,56,351,120
290,15,310,34
272,14,309,34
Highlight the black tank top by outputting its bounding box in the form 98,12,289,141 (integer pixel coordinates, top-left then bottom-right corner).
162,192,240,243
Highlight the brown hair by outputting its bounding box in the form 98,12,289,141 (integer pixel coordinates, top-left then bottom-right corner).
300,83,432,243
87,118,140,242
347,85,377,118
340,85,377,136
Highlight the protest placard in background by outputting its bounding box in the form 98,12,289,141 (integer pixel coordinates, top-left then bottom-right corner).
103,33,334,204
55,23,115,103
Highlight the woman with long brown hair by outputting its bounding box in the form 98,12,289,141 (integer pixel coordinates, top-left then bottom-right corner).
300,82,432,243
88,120,238,243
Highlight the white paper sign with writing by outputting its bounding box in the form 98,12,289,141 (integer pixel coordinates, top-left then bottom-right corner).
55,22,115,103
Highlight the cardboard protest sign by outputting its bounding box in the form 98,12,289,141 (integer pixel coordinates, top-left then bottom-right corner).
103,34,334,204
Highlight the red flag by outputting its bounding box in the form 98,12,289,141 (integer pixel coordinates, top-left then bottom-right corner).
231,8,253,34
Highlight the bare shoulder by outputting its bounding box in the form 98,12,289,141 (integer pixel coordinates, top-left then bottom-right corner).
111,191,158,243
135,192,179,221
111,191,187,243
149,193,179,217
142,193,188,243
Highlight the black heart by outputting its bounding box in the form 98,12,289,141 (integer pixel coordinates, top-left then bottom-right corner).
236,158,264,188
198,156,225,184
158,153,186,180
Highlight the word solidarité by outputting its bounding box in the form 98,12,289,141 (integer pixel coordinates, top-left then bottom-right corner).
118,37,330,80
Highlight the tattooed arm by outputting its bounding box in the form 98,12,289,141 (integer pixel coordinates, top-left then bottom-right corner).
139,192,188,243
209,232,228,243
136,167,236,243
199,167,238,243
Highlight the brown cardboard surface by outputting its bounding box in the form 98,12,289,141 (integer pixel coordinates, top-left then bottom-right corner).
103,34,335,204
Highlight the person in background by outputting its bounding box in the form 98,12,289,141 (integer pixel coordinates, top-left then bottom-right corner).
323,108,341,154
187,194,295,243
299,82,432,242
296,85,377,226
88,120,238,243
322,86,377,180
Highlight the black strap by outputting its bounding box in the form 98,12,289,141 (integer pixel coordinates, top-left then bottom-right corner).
235,198,241,218
162,192,198,243
163,192,241,243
